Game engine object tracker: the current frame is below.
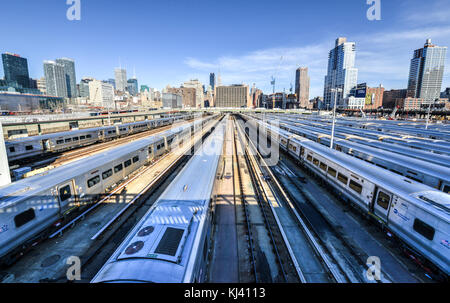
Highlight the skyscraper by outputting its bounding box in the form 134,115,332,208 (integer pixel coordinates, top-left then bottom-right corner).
114,68,127,91
55,58,77,98
127,78,138,95
44,61,68,98
2,53,30,88
407,39,447,103
295,67,310,108
209,73,216,91
323,37,358,109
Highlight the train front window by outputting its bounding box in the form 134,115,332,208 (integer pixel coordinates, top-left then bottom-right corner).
59,185,72,202
376,191,390,210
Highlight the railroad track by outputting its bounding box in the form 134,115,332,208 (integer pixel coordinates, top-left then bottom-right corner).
235,117,356,283
233,118,300,283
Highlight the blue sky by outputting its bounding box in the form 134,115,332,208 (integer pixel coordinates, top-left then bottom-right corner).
1,0,449,96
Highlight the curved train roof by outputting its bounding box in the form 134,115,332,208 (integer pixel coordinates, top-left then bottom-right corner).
91,120,226,283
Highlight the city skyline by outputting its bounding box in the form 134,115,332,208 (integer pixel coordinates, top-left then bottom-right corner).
0,0,449,97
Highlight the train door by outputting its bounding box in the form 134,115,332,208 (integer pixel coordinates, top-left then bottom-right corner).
42,139,50,151
371,187,392,223
56,180,77,215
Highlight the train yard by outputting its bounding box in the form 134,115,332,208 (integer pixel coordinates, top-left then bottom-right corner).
0,112,448,283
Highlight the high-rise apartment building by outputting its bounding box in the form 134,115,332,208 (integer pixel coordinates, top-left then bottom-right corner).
127,78,138,95
55,58,77,98
182,79,203,107
167,87,196,108
2,53,31,88
114,68,127,91
323,37,358,109
407,39,447,103
295,67,310,108
215,84,249,108
36,77,46,95
89,79,114,108
44,60,68,98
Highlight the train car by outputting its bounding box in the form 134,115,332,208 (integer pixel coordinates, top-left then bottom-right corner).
91,119,226,283
0,116,218,265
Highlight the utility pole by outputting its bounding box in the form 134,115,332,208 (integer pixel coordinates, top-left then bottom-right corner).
330,87,342,149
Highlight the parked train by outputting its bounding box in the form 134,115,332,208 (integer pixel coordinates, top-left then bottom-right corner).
92,119,226,283
242,115,450,277
0,115,217,266
267,121,450,193
5,114,197,162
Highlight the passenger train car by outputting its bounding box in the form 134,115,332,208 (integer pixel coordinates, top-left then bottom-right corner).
262,121,450,193
242,115,450,276
0,115,216,266
91,119,226,283
5,114,196,162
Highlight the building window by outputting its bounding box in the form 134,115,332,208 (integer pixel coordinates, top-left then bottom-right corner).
413,219,435,241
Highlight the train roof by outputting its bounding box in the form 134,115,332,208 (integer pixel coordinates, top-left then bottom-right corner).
0,124,194,209
91,120,226,283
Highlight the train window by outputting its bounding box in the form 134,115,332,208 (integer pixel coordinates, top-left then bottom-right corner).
25,145,33,150
320,162,327,172
124,159,132,168
376,191,390,210
313,158,320,166
132,156,139,163
65,138,72,143
114,164,123,173
349,180,363,194
59,185,72,202
80,136,86,140
413,219,435,241
306,155,313,162
9,147,15,153
102,169,113,180
328,167,337,177
390,169,402,175
86,135,92,139
14,208,36,228
73,137,79,141
444,185,450,194
57,139,64,144
337,173,348,185
87,175,101,188
148,147,153,154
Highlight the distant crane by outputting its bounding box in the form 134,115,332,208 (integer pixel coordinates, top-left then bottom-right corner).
271,56,283,108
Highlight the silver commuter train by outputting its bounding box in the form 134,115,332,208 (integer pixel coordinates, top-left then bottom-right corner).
5,114,196,162
0,115,215,265
252,118,450,276
91,119,226,283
